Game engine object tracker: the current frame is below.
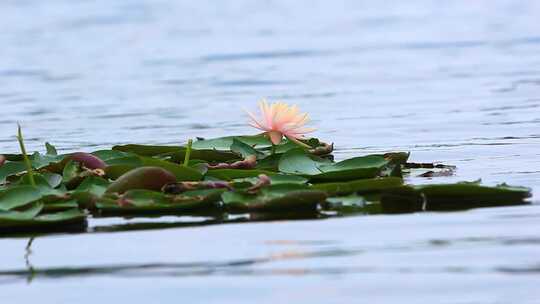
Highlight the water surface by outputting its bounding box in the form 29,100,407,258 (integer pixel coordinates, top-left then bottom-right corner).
0,1,539,303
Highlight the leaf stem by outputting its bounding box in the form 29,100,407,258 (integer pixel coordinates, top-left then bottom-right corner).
16,124,36,187
271,144,276,155
183,139,193,167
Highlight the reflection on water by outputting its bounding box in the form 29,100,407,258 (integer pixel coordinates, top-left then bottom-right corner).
1,0,540,303
1,204,540,304
3,245,539,284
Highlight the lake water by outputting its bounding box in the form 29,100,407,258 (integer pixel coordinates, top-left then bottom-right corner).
1,0,539,303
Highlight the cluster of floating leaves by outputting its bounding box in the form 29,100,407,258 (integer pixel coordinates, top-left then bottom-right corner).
0,134,532,235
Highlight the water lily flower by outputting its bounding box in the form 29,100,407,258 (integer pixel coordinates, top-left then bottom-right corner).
246,99,315,147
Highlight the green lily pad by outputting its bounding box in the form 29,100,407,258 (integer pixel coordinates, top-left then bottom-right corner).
0,154,23,162
255,153,282,171
379,186,424,214
0,208,86,231
272,138,319,154
0,161,27,183
233,174,309,185
42,172,63,188
312,177,403,195
74,176,109,197
35,208,86,222
267,174,309,184
279,148,388,181
222,184,327,213
62,160,79,184
17,174,75,212
206,169,276,180
91,150,133,163
30,152,65,169
193,135,319,153
96,188,224,215
113,144,238,162
0,203,43,221
380,182,532,213
103,154,205,180
0,186,42,211
45,142,58,155
140,157,202,181
43,199,79,212
230,138,264,159
192,135,272,150
70,176,110,209
104,156,143,166
19,174,67,198
416,182,532,209
278,149,325,175
1,131,536,232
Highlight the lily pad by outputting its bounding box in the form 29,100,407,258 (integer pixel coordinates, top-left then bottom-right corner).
233,174,309,185
255,153,282,171
279,148,389,181
416,183,531,210
0,208,87,231
0,203,43,221
0,131,536,233
206,169,276,180
113,144,238,162
16,174,76,213
193,135,320,154
222,184,327,213
45,142,58,155
91,150,133,163
140,157,202,181
0,186,42,211
272,138,320,154
192,135,272,151
230,138,264,159
71,176,110,209
42,172,63,188
29,152,66,169
62,160,79,184
0,161,27,183
43,199,79,212
74,176,109,197
312,177,403,195
19,174,67,198
380,182,532,213
104,156,143,167
96,189,224,215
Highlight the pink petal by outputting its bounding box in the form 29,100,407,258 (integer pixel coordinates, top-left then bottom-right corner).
267,131,283,145
245,110,267,129
249,122,268,131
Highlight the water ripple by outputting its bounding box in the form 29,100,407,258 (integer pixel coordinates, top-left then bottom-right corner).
201,49,327,62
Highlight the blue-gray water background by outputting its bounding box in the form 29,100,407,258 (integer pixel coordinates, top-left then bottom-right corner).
1,1,539,303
